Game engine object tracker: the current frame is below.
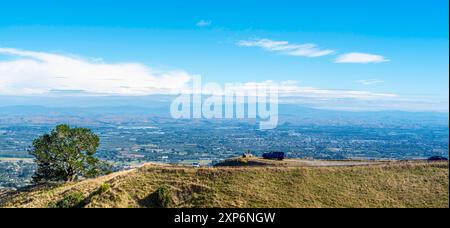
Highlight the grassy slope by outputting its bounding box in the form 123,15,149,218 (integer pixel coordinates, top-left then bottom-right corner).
0,161,448,208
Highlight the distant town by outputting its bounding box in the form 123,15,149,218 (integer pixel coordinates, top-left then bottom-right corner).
1,107,448,189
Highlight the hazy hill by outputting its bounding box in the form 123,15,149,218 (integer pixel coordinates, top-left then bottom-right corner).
1,104,449,128
1,160,448,208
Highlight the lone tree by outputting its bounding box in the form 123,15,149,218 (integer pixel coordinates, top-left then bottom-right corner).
29,124,110,183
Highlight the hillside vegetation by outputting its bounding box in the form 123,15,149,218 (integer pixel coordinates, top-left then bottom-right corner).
0,160,448,208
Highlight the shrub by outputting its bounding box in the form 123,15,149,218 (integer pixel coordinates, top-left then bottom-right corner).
96,183,111,195
54,192,85,208
239,158,249,165
156,186,173,208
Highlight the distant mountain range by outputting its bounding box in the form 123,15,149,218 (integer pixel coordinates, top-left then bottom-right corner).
1,102,448,127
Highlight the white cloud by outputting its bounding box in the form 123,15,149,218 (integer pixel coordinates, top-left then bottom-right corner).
238,38,335,58
206,80,396,100
196,20,212,27
335,52,390,64
0,48,401,110
356,79,385,85
0,48,193,96
274,81,395,100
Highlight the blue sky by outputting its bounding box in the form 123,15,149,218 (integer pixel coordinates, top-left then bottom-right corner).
0,0,448,111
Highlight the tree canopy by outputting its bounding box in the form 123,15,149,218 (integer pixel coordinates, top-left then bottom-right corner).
29,125,110,183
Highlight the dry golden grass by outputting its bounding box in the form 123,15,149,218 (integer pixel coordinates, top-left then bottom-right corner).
1,161,448,208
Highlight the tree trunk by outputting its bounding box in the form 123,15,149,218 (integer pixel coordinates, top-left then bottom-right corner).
67,168,76,182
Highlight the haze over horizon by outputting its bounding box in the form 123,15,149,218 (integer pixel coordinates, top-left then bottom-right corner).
1,0,449,112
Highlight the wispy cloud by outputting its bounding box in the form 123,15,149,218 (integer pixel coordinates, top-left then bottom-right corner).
356,79,385,85
1,48,443,112
238,38,391,64
275,80,395,100
200,80,397,100
196,20,212,27
335,52,390,64
0,48,193,96
0,48,393,100
238,38,335,58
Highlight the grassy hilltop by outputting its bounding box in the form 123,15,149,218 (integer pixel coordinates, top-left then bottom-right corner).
0,159,448,208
